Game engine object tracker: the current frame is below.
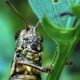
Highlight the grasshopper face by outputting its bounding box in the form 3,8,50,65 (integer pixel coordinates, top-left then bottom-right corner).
16,26,43,53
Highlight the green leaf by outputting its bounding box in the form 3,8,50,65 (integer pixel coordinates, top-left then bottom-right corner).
28,0,80,28
28,0,80,80
72,5,80,19
41,17,80,80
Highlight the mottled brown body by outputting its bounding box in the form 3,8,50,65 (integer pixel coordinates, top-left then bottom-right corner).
9,27,43,80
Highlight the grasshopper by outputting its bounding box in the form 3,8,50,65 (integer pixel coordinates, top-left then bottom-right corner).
5,0,51,80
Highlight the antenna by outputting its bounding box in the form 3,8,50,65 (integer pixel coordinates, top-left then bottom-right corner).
35,21,40,28
5,0,29,30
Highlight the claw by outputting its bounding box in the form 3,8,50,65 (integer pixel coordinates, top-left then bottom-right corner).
43,65,52,72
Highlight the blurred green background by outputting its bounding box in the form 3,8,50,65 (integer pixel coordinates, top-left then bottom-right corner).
0,0,80,80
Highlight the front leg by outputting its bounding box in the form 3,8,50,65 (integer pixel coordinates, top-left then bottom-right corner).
16,53,52,73
17,61,52,73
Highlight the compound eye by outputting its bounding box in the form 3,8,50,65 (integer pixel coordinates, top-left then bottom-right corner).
15,31,20,40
